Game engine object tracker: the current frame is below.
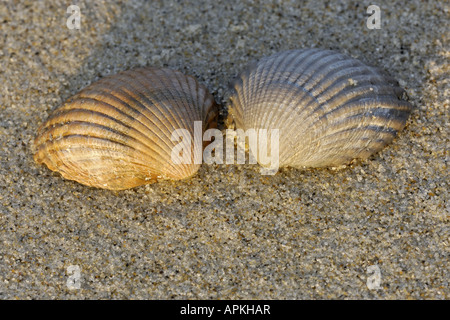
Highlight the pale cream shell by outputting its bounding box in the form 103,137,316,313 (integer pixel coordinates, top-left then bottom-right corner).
228,49,413,168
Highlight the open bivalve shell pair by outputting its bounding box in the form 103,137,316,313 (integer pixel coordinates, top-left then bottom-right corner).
33,48,414,190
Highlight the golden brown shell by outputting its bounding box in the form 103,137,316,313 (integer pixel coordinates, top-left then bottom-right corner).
33,67,217,190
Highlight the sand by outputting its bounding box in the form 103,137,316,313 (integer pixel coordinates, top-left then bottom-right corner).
0,0,448,299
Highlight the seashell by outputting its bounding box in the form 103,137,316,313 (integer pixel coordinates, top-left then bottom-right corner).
33,67,218,190
228,48,413,169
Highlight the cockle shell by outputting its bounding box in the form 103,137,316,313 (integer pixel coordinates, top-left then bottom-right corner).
228,48,413,169
33,67,218,190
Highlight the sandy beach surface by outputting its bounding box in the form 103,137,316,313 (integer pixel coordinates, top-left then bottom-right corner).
0,0,448,299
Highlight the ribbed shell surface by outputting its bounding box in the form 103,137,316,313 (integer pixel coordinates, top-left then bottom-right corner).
34,67,217,190
228,48,413,168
